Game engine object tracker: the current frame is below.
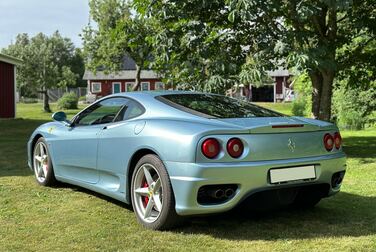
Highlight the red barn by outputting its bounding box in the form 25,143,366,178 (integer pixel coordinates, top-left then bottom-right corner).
0,53,21,118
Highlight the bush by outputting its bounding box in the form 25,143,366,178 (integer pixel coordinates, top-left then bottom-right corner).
57,92,78,110
290,73,312,117
291,100,306,116
332,86,376,130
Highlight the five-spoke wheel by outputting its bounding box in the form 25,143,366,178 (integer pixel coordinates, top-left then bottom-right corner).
33,138,56,186
133,164,163,223
131,154,180,230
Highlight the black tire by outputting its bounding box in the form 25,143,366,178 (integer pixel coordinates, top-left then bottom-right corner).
32,137,57,186
131,154,180,230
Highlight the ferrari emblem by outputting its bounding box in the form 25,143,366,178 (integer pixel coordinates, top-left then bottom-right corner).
288,138,296,152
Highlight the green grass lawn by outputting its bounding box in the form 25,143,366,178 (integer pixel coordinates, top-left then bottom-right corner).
255,102,293,116
0,102,375,251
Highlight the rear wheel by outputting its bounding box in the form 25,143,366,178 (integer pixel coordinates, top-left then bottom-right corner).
33,137,56,186
131,154,180,230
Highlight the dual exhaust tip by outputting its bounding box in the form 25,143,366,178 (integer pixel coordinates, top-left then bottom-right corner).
210,188,235,199
197,184,238,205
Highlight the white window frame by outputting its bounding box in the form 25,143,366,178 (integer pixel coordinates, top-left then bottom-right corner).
112,82,121,94
155,81,165,90
141,81,150,91
126,82,134,92
91,82,102,93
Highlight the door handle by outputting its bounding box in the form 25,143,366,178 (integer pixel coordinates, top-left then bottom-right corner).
102,126,107,130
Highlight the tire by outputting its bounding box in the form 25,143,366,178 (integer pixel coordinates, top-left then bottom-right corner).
32,137,57,186
131,154,180,230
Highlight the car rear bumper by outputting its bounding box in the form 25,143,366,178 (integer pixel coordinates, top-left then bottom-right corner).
164,152,346,216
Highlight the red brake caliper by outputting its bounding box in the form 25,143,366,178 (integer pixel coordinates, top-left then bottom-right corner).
142,180,149,207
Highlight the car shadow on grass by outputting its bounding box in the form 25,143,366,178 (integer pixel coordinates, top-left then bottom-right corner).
175,191,376,240
55,180,376,240
54,181,133,211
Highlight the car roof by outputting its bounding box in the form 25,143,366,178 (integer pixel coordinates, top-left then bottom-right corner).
102,91,211,121
111,90,204,99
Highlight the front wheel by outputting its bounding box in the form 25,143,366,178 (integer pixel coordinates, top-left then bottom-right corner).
131,154,180,230
33,137,56,186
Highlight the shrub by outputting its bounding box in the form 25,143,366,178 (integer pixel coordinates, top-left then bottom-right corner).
332,86,376,130
57,92,78,110
291,99,306,116
290,73,312,117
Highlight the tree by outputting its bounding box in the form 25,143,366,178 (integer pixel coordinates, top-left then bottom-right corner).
135,0,246,93
134,0,376,121
70,48,87,88
2,32,82,112
82,0,153,91
228,0,375,121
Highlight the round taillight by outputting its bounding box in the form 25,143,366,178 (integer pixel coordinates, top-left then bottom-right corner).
227,138,244,158
323,133,334,151
334,132,342,149
201,138,220,159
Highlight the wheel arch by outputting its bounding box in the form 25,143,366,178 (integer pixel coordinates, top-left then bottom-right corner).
126,148,159,204
29,133,44,167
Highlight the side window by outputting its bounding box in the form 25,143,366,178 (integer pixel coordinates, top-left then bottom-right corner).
123,100,145,120
75,97,129,126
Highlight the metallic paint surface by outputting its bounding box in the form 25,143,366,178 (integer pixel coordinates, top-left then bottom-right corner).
27,91,346,216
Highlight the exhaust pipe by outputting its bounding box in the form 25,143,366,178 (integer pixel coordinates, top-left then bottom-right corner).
225,188,235,198
209,189,225,199
331,171,345,188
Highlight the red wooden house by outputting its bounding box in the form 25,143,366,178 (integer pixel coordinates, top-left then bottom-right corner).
83,56,166,99
0,53,21,118
83,56,292,102
227,68,293,102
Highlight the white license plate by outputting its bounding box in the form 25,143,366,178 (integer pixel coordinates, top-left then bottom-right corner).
270,165,316,184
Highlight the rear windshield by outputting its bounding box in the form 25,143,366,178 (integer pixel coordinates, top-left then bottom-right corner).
156,94,283,118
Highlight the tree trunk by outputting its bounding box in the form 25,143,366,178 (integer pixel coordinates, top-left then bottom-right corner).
309,71,323,119
308,69,335,121
319,70,335,121
132,64,142,91
42,88,51,113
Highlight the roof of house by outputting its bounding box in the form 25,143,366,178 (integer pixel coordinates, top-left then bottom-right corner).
267,68,290,77
84,55,160,80
84,55,291,80
0,53,22,65
83,69,159,80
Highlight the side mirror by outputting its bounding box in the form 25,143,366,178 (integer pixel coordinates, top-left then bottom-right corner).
52,111,72,127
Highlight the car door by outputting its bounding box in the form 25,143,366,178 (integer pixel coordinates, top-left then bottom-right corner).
96,99,145,190
51,97,128,184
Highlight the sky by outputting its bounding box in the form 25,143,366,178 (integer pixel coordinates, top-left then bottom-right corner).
0,0,90,49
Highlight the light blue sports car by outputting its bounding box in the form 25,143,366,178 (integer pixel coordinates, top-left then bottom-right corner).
27,91,346,230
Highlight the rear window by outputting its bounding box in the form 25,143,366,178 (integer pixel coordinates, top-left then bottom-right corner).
156,94,283,118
